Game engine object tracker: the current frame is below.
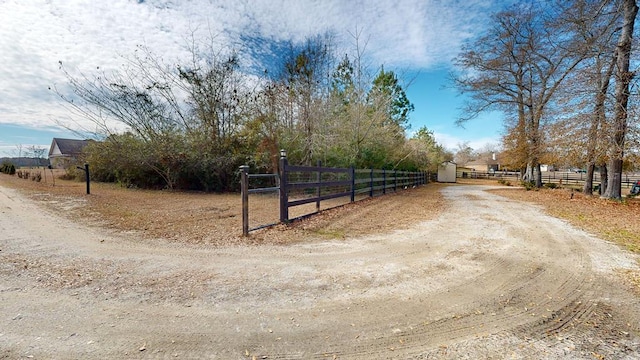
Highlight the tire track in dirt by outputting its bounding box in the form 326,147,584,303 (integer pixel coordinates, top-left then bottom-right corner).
233,186,638,359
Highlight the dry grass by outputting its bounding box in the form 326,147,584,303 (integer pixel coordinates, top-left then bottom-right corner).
488,185,640,254
2,172,637,250
0,172,446,246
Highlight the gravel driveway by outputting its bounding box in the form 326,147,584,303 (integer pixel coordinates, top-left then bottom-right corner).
1,184,639,359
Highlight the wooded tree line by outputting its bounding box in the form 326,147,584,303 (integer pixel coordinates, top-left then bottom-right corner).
57,34,449,192
455,0,639,199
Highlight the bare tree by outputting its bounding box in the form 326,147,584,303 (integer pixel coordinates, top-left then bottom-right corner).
455,2,592,187
603,0,638,199
548,0,621,194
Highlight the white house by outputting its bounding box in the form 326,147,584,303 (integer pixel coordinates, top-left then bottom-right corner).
48,138,90,168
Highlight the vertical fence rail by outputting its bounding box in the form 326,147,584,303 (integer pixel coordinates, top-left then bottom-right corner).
240,165,249,236
279,150,289,223
350,167,356,203
316,160,321,212
369,168,374,197
240,166,281,237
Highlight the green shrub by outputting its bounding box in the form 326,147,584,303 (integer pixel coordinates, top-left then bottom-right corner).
1,162,16,175
543,182,558,189
497,178,512,186
521,181,536,191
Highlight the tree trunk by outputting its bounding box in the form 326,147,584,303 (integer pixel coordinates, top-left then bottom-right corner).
524,163,534,183
603,0,638,199
535,162,542,188
599,163,608,196
584,55,616,195
584,163,596,194
606,159,624,198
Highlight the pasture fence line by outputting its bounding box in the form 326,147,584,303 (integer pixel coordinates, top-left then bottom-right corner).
240,150,428,236
462,171,640,189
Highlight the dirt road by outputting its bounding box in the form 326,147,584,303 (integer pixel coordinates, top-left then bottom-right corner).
1,184,639,359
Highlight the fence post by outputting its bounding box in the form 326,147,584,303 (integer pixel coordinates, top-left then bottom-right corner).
383,169,386,195
394,170,397,192
76,163,90,194
85,163,90,195
370,168,374,198
316,160,321,212
350,167,355,202
240,165,249,236
279,150,289,223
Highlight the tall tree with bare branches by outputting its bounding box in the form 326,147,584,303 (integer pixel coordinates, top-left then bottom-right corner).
603,0,638,199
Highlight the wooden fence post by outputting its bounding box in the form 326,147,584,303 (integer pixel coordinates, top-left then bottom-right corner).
76,163,90,194
316,160,321,212
383,169,386,195
84,163,90,194
279,150,289,223
240,165,249,236
350,166,355,202
394,170,397,192
370,168,374,198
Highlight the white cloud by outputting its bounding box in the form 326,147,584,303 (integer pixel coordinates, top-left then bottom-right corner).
0,0,497,133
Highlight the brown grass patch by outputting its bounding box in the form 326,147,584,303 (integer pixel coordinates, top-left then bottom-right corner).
488,186,640,253
0,173,446,246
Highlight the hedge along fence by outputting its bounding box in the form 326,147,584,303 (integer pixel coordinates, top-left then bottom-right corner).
240,150,428,236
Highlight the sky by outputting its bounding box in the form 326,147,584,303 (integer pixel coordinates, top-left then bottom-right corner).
0,0,508,158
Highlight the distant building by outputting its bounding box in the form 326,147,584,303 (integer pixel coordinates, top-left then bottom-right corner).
437,161,457,183
48,138,90,168
462,158,500,173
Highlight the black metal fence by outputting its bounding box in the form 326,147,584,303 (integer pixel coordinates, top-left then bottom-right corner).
240,151,428,235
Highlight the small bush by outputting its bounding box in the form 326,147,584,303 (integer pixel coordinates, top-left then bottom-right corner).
31,172,42,182
497,178,512,186
544,182,558,189
521,181,536,191
1,162,16,175
59,167,83,181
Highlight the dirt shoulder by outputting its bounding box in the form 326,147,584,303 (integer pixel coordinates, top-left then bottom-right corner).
2,176,640,358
